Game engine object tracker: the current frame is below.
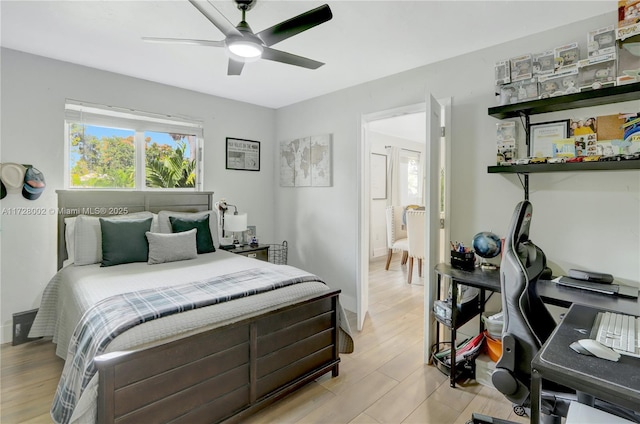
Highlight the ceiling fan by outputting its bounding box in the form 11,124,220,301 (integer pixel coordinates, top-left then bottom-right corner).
143,0,332,76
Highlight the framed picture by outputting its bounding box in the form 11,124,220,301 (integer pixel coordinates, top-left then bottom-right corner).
279,134,332,187
371,153,387,199
226,137,260,171
529,120,570,158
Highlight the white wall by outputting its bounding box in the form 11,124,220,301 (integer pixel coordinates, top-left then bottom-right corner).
275,11,639,314
1,11,639,343
0,48,276,343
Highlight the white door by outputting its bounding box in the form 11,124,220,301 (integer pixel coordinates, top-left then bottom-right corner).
357,124,370,331
424,94,444,362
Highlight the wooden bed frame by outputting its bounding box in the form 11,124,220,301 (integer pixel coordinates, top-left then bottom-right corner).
56,190,341,424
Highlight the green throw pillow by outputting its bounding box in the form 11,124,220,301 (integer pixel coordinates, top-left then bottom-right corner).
170,214,216,254
100,217,153,267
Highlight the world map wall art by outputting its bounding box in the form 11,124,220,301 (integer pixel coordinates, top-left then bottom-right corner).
279,134,332,187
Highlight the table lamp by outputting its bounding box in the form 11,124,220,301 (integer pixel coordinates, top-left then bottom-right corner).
224,212,248,246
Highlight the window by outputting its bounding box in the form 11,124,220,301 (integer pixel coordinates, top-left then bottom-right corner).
145,131,198,188
65,101,203,190
399,149,422,206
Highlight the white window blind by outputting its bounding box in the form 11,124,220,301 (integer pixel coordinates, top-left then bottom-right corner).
64,100,204,137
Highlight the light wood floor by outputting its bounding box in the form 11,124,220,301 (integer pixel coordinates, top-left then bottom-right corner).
0,256,526,424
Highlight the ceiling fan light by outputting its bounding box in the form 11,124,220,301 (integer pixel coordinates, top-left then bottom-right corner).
228,40,263,58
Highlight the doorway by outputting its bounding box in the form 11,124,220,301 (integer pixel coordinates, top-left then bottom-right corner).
358,99,451,350
368,113,426,262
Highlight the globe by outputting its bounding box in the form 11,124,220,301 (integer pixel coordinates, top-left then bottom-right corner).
472,231,502,259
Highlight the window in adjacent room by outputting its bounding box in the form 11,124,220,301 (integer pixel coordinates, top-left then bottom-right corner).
399,148,422,206
65,100,203,190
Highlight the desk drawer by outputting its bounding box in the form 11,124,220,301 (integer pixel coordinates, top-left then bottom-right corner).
236,249,268,262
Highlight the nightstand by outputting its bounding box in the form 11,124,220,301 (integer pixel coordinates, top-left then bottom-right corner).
228,244,269,262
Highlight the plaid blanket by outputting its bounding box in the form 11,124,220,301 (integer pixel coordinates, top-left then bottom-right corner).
51,266,328,424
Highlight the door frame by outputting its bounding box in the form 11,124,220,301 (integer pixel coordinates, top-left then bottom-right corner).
358,102,426,331
358,98,451,355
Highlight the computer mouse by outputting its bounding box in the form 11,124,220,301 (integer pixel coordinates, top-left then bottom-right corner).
574,339,620,362
569,341,593,356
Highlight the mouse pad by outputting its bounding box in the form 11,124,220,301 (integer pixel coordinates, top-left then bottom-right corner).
537,304,640,393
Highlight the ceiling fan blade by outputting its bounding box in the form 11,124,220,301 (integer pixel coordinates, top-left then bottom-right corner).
142,37,225,47
228,58,245,75
261,47,324,69
257,4,332,47
188,0,242,38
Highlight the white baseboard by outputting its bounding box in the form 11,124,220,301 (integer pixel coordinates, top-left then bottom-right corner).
372,247,387,258
1,324,12,345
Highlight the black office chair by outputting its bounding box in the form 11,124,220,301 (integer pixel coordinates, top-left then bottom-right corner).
490,200,569,422
487,200,640,424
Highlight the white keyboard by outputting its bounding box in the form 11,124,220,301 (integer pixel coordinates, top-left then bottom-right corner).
592,311,640,357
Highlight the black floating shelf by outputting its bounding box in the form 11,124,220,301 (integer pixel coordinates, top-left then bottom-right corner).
488,160,640,174
488,83,640,119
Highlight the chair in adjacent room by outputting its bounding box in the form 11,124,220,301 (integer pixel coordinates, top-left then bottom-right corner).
384,205,408,270
405,209,425,284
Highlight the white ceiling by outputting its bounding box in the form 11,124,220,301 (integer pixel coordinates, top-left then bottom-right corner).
1,1,615,109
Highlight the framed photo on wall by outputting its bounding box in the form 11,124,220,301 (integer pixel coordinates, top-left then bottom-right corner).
226,137,260,171
529,120,570,158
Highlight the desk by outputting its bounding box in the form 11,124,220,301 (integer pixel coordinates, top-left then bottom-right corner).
537,282,640,316
433,263,501,387
432,263,640,388
530,303,640,424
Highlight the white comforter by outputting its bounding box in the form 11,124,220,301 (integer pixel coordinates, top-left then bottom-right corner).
30,250,338,423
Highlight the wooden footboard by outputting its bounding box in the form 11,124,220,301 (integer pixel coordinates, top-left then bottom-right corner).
94,290,341,424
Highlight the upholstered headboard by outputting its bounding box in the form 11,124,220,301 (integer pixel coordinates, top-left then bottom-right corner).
56,190,214,270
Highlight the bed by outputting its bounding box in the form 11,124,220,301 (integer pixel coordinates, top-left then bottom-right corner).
30,190,353,424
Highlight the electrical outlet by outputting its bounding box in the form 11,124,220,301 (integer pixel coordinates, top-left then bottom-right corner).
14,323,21,338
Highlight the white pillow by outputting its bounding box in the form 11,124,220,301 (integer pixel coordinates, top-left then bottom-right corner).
157,210,219,248
146,229,198,265
73,211,155,266
63,217,76,267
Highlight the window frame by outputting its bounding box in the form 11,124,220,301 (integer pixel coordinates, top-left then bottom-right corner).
64,100,204,191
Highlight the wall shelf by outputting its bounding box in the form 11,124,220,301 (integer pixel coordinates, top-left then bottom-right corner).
488,83,640,199
488,160,640,174
488,83,640,119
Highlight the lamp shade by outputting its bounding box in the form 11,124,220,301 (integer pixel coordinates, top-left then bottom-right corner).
225,213,247,232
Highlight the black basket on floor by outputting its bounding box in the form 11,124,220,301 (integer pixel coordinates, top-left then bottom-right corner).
267,241,288,265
